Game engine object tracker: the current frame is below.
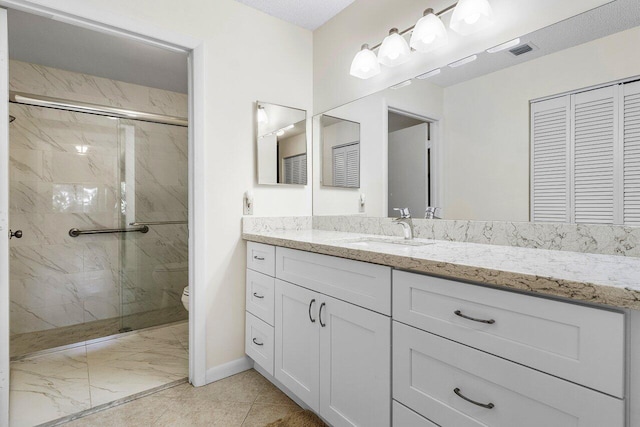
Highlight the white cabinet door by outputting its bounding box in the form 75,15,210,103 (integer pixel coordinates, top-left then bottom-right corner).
274,279,320,411
319,295,391,427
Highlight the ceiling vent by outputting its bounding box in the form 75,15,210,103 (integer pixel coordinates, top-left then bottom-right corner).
508,42,538,57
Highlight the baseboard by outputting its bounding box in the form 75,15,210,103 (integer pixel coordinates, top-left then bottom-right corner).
204,355,253,385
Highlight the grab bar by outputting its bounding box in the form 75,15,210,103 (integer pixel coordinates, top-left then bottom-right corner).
69,226,149,237
129,221,187,226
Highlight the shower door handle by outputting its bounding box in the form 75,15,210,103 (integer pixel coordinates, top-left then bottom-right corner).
9,230,23,239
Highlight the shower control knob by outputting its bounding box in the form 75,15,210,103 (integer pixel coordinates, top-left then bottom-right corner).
9,229,23,239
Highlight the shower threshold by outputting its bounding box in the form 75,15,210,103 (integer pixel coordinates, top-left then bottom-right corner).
10,305,187,359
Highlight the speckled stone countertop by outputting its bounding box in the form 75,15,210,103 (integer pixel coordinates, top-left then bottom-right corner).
243,229,640,310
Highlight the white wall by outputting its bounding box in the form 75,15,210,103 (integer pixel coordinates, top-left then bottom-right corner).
443,25,640,221
16,0,313,374
388,124,428,217
314,79,443,216
313,0,611,113
258,135,278,184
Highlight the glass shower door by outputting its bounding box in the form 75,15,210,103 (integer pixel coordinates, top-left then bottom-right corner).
9,103,122,355
117,119,189,332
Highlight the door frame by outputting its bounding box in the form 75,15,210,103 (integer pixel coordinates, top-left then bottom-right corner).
385,105,442,218
0,2,207,423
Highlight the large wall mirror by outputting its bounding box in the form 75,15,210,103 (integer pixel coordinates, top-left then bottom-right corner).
312,0,640,224
257,101,307,185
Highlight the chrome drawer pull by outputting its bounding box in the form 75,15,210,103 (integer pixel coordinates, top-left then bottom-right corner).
319,302,326,327
454,310,495,324
253,292,264,299
252,338,264,346
309,299,316,323
454,388,495,409
253,255,265,261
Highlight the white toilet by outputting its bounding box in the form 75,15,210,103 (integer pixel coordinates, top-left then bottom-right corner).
181,286,189,311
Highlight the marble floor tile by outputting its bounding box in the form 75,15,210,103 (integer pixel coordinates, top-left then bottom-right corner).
177,369,270,404
64,393,172,427
57,370,304,427
241,404,302,427
9,347,91,427
254,381,297,406
153,400,252,427
10,322,189,427
86,332,188,406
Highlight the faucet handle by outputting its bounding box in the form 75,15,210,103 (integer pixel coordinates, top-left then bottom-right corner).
425,206,440,218
394,207,411,218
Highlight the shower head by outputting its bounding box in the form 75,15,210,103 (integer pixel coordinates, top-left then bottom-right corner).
9,115,15,123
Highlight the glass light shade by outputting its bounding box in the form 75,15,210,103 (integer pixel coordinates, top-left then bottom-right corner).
257,106,268,124
410,10,448,53
349,44,381,79
378,28,411,67
450,0,494,36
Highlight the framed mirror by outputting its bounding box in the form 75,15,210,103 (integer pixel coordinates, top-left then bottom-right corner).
312,0,640,224
320,115,360,188
256,101,307,185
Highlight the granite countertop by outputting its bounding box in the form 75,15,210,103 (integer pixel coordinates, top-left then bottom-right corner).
242,229,640,310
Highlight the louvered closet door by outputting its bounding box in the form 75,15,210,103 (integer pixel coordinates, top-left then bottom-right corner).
333,147,346,186
623,81,640,225
572,86,620,224
345,144,360,188
531,96,571,222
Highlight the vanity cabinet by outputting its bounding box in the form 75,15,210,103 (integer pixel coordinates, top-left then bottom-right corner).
245,241,627,427
274,260,392,427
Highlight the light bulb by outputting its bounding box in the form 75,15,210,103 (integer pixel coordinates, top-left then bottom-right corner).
378,28,411,67
410,9,449,53
349,44,381,79
450,0,494,36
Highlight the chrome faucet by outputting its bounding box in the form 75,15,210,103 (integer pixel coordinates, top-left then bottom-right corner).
393,208,414,240
425,206,441,219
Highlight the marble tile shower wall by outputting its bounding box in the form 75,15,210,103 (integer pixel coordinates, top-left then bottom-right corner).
8,60,188,342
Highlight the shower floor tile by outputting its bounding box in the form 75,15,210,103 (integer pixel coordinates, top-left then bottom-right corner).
9,322,188,427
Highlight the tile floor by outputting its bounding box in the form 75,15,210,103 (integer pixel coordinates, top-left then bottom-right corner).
65,370,303,427
10,322,189,427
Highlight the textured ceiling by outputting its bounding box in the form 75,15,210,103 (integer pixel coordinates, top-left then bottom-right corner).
235,0,355,30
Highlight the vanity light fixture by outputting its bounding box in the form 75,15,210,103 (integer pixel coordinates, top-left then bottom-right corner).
350,44,381,79
378,28,411,67
390,80,413,90
448,54,477,68
416,68,441,79
449,0,494,35
487,38,521,53
257,105,269,124
410,8,448,53
349,0,494,80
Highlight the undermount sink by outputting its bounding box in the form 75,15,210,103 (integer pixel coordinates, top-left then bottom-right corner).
340,237,435,248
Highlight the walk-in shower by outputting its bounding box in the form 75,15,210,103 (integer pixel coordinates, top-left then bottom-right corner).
8,91,189,357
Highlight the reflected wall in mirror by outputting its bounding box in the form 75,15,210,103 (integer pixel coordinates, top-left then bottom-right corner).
312,0,640,224
257,101,307,185
320,115,360,188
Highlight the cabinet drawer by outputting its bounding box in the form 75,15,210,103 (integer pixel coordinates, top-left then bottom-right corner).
393,270,625,397
276,247,391,315
393,401,438,427
247,242,275,276
246,269,275,325
393,322,624,427
246,312,274,376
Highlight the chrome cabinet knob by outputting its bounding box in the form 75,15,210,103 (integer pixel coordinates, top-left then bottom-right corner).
9,229,23,239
